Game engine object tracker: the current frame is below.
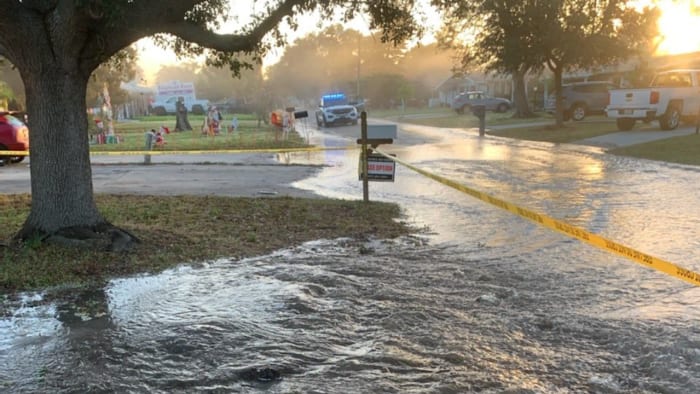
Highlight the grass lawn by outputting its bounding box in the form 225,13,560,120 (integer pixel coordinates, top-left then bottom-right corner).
609,132,700,166
90,114,308,152
0,194,415,292
370,106,553,129
371,106,617,142
486,118,619,144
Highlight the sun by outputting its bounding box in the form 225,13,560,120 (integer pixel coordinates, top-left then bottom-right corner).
655,0,700,55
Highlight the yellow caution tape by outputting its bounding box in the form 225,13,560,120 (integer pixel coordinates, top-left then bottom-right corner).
88,146,358,156
374,147,700,287
2,146,358,157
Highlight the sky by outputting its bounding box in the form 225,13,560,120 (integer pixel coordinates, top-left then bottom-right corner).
136,0,700,85
653,0,700,55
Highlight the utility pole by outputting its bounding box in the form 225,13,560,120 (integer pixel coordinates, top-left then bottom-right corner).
356,35,361,100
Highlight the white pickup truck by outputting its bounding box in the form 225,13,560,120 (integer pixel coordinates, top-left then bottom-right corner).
149,96,209,116
605,69,700,131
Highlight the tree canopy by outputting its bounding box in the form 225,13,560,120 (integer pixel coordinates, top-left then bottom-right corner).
265,25,408,103
263,26,454,108
433,0,660,123
0,0,422,249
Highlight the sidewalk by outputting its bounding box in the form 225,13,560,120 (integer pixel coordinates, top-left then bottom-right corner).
485,119,699,149
23,151,282,166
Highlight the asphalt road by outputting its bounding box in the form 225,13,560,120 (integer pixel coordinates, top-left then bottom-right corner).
0,157,323,198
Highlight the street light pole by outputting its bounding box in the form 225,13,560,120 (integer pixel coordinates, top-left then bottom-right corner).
356,36,361,100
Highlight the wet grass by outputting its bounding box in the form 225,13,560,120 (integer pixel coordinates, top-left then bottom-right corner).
0,194,415,292
486,118,619,143
90,114,309,152
370,107,551,129
609,132,700,166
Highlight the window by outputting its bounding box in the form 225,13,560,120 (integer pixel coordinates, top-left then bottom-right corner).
653,73,692,87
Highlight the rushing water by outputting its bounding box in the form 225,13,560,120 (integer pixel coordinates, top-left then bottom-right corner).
2,123,700,393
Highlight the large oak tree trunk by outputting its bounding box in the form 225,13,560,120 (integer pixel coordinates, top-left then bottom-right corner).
16,66,137,250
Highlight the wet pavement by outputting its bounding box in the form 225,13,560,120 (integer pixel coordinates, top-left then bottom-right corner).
2,120,700,393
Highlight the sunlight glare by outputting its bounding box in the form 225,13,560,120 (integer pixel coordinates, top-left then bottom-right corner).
655,0,700,55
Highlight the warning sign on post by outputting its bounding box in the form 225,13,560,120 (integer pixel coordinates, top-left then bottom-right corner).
359,152,396,182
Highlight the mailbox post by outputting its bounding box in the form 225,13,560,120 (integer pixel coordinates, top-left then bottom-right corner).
472,104,486,136
357,111,396,202
144,129,155,164
360,112,369,201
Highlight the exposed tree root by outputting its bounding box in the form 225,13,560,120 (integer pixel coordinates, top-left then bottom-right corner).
15,222,141,252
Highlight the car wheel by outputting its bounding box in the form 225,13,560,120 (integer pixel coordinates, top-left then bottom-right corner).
616,118,636,131
153,106,167,116
455,106,465,115
496,103,509,113
571,104,586,121
0,145,24,166
660,105,681,130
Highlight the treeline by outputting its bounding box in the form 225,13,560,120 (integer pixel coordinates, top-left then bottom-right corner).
263,25,455,109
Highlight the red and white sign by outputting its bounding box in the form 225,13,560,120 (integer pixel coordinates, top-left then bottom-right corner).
156,80,196,100
359,153,396,182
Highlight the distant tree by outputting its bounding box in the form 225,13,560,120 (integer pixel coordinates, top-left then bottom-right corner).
266,25,406,101
154,63,200,86
537,1,660,126
435,1,541,117
195,56,263,103
0,81,15,109
0,59,24,109
433,0,660,124
362,73,413,108
399,43,456,94
0,1,421,249
86,47,139,109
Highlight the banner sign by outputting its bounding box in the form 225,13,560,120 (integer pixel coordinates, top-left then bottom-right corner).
359,152,396,182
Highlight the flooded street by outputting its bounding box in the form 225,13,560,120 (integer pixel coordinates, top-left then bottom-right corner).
2,121,700,393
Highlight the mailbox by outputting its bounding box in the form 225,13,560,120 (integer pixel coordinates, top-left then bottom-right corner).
367,124,397,140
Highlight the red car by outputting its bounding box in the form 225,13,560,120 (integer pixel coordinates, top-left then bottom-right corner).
0,112,29,164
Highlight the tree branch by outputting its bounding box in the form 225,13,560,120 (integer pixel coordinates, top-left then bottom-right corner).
15,0,58,13
172,0,302,51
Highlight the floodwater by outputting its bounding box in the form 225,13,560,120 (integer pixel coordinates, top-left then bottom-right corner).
2,122,700,393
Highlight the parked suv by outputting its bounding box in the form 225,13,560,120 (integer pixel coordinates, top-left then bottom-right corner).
0,112,29,165
452,91,511,114
545,81,617,121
